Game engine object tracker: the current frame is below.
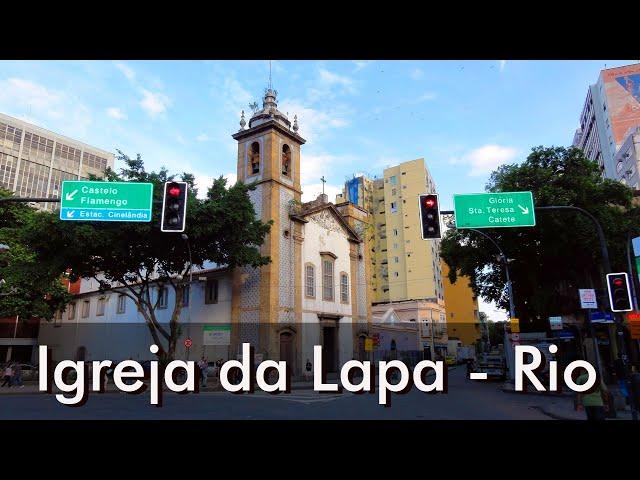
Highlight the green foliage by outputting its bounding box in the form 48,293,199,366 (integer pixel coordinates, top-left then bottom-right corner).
6,152,271,360
0,189,73,320
441,146,639,331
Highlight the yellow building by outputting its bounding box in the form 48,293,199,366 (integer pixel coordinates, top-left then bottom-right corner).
337,159,447,355
441,260,481,346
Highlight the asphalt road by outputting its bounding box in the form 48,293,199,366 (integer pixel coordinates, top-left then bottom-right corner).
0,367,558,420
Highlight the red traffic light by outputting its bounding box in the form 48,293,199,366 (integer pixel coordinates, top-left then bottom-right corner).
613,278,624,287
424,197,436,208
168,185,181,197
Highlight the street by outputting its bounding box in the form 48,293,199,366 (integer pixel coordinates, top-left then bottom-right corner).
0,367,567,420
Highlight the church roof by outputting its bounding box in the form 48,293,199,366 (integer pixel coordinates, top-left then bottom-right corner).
291,201,362,243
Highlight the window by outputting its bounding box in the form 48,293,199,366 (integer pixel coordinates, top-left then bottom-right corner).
340,273,349,303
117,295,126,314
67,302,76,320
205,279,219,304
82,300,90,318
391,188,397,196
389,176,397,185
390,202,397,213
183,285,190,307
393,272,399,277
250,142,260,175
393,228,398,236
305,264,315,298
157,287,168,309
322,258,334,301
97,297,107,316
55,309,63,321
394,257,399,263
282,144,291,177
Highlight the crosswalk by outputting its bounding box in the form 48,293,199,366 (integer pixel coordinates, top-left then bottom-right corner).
208,389,352,404
251,390,352,404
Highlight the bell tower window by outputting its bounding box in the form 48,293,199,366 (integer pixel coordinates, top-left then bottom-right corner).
250,142,260,175
282,144,291,177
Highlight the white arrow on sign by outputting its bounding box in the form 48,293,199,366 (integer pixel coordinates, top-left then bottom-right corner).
65,189,79,201
66,210,75,218
518,205,529,215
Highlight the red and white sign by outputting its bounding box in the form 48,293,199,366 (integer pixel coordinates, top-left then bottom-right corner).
579,289,597,309
184,338,193,349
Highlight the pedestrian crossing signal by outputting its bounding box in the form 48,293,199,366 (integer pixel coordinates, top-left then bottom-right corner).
419,194,441,240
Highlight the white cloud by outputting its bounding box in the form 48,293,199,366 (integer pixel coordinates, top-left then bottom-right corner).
140,89,170,117
196,133,210,142
410,68,424,80
223,172,237,186
479,298,508,322
106,107,126,120
0,78,62,110
0,77,92,137
499,60,507,72
278,99,350,144
353,61,370,72
302,182,342,203
451,145,518,176
115,62,136,81
418,92,437,102
313,67,357,96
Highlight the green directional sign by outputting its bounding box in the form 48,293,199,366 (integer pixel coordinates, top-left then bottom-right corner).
453,191,535,229
60,180,153,222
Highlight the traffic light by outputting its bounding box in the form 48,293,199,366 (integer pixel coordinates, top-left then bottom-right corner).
161,181,188,232
606,272,633,312
419,193,441,239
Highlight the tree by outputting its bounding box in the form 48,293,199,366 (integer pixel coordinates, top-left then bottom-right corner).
16,152,271,363
487,321,506,348
0,189,73,320
441,146,638,331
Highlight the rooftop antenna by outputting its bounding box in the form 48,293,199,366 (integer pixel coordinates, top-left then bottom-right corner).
269,60,272,90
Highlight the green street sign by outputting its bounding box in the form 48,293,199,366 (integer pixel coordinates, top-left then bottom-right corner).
453,191,536,229
60,180,154,222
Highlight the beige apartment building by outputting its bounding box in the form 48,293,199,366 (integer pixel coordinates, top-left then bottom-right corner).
0,112,114,209
336,159,447,357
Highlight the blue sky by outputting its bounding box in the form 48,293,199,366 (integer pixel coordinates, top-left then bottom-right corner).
1,59,637,320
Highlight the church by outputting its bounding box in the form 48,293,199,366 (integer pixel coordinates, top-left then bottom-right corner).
229,86,372,377
38,86,373,381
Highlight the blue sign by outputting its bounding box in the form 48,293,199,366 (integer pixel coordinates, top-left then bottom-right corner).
633,236,640,257
589,311,614,323
59,208,152,222
347,177,359,206
551,330,575,339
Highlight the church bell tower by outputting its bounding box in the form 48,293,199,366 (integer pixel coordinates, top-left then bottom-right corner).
230,85,306,365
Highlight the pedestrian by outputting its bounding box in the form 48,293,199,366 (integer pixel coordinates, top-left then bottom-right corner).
198,356,208,387
575,370,609,421
12,363,23,388
1,364,13,387
304,358,312,381
466,358,474,376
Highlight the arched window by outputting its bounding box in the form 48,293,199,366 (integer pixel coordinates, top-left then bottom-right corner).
250,142,260,175
282,144,291,177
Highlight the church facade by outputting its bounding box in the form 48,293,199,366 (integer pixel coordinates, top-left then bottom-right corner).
230,87,372,377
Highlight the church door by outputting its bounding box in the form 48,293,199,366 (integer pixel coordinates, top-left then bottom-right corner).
322,327,337,373
280,332,294,374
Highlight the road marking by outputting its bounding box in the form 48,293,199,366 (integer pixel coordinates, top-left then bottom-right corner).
470,373,488,380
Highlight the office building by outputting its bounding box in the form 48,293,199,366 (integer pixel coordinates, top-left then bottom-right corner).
573,63,640,180
0,112,114,209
